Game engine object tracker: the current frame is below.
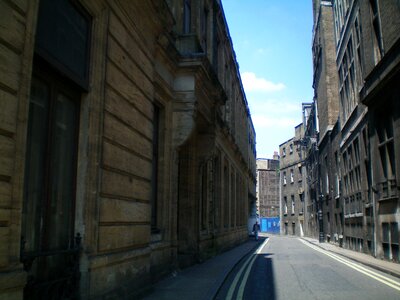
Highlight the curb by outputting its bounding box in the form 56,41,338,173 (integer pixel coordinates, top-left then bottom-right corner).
300,238,400,279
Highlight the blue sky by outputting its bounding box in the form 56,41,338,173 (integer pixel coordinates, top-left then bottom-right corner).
222,0,314,159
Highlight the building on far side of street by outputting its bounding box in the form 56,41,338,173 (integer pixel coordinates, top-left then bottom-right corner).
358,0,400,261
279,124,307,237
308,0,400,262
256,153,280,219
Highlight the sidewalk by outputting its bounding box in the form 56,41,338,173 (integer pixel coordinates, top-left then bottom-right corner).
142,237,263,300
301,237,400,278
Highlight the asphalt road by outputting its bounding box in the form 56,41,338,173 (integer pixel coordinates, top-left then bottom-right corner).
215,236,400,300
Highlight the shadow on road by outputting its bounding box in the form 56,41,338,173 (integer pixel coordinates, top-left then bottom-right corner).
243,250,276,300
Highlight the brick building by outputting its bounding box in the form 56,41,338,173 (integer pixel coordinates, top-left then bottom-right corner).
0,0,256,298
256,153,280,218
279,124,307,236
359,0,400,261
309,0,400,262
312,0,346,245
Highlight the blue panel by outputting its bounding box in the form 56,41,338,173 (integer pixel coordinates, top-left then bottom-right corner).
261,218,268,232
260,217,280,233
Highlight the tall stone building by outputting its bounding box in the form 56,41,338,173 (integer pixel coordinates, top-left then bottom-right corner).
256,153,280,218
301,102,320,239
309,0,400,262
279,125,307,236
358,0,400,261
311,0,341,244
0,0,256,299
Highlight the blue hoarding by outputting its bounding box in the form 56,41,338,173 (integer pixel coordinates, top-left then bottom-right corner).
260,217,280,234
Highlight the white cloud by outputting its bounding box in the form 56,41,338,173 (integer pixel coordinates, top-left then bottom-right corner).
241,72,285,92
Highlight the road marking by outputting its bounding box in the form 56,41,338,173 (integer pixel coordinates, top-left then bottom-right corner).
300,240,400,288
226,238,270,300
299,239,400,291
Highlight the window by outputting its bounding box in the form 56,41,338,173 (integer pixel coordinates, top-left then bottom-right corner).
284,197,288,215
299,194,304,214
35,0,91,89
343,0,349,15
290,169,294,183
354,14,363,84
377,114,395,180
230,171,235,228
213,36,219,73
292,222,296,235
335,174,340,198
23,72,80,253
151,105,162,232
291,195,295,215
289,144,293,154
183,0,191,34
224,163,229,228
282,147,286,157
333,0,342,44
338,33,359,124
298,165,302,181
382,222,390,259
201,8,209,54
391,223,399,262
341,137,364,216
369,0,384,62
214,153,221,230
283,172,287,185
21,0,90,292
200,162,209,230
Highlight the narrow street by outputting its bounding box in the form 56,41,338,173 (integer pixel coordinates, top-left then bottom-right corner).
216,236,400,300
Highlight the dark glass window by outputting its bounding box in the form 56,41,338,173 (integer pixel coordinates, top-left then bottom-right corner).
391,223,399,245
202,8,209,53
369,0,384,59
224,163,229,228
183,0,191,34
22,71,80,254
36,0,91,88
21,1,91,292
201,164,208,230
151,106,160,232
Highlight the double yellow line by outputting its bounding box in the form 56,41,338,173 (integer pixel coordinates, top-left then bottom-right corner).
299,239,400,291
225,238,270,300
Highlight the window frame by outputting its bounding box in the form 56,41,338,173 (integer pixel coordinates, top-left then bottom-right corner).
22,59,81,253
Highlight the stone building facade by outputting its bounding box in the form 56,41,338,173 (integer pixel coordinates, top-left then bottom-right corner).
279,125,307,236
0,0,256,299
359,0,400,261
312,0,341,244
309,0,400,262
256,153,280,218
301,103,320,239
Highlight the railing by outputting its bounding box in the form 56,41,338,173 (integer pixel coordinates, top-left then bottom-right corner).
20,233,82,300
